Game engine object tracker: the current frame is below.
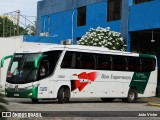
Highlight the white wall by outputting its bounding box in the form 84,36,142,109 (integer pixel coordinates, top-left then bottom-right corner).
0,36,47,91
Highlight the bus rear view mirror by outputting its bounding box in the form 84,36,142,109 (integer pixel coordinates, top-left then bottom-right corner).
34,55,47,69
0,55,12,68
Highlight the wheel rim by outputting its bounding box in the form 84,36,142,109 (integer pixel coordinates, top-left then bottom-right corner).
129,92,135,100
62,91,65,99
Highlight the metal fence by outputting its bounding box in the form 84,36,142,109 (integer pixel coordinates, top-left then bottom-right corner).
2,10,36,37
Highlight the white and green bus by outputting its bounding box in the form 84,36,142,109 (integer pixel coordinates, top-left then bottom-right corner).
1,45,157,103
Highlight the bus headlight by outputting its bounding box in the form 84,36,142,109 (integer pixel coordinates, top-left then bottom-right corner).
28,93,33,96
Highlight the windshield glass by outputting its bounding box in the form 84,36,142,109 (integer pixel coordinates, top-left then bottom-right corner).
7,53,41,84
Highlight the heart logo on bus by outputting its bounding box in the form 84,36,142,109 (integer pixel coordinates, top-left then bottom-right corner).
71,72,98,91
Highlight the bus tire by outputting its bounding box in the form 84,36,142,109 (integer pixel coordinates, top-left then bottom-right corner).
57,87,70,104
101,98,114,102
31,99,39,103
126,88,138,103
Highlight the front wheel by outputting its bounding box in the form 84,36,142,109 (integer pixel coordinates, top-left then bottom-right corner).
57,87,70,104
126,88,138,103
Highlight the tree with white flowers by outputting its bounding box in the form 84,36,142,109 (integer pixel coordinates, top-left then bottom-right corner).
77,27,126,51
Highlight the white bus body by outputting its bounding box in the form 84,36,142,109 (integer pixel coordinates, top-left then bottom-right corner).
2,45,157,103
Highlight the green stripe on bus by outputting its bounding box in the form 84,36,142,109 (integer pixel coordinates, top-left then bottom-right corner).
129,72,151,94
139,54,155,58
5,87,38,99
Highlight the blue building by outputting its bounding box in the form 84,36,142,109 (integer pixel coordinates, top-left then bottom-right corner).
29,0,160,55
25,0,160,54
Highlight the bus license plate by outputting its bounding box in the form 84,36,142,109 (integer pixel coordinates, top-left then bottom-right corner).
14,94,19,96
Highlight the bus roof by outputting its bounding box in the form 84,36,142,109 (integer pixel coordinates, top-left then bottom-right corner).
15,44,156,58
16,44,65,53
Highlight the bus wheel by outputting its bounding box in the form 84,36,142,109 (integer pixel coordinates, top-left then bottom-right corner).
126,88,138,103
31,99,39,103
101,98,114,102
57,87,70,104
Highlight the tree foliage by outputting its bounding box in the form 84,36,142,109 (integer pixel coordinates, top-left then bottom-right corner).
26,24,36,35
78,27,126,51
0,16,35,37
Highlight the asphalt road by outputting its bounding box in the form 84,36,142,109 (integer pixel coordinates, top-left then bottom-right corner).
4,98,160,120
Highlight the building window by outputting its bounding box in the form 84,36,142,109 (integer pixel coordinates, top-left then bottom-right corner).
133,0,152,4
107,0,122,21
77,6,86,26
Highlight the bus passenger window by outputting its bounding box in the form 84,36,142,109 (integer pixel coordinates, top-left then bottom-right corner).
47,51,62,74
97,55,111,70
38,60,49,78
141,58,155,72
127,57,141,72
75,52,80,69
61,52,73,68
80,53,96,69
112,56,126,71
39,65,46,76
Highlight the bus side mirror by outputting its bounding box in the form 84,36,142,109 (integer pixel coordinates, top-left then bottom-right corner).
34,55,47,69
0,55,12,68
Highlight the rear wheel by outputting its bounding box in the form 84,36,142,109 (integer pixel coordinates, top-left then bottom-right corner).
126,88,138,103
31,99,39,103
57,87,70,104
101,98,114,102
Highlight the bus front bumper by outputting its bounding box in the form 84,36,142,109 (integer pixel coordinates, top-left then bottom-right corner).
5,87,38,99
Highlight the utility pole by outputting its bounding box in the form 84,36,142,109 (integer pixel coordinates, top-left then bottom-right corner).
17,10,20,36
71,0,77,44
72,11,75,44
3,14,6,37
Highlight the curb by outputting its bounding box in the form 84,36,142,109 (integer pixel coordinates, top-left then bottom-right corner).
147,102,160,107
140,97,160,101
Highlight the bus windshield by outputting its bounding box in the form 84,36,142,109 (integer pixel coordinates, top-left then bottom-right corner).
7,53,41,84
